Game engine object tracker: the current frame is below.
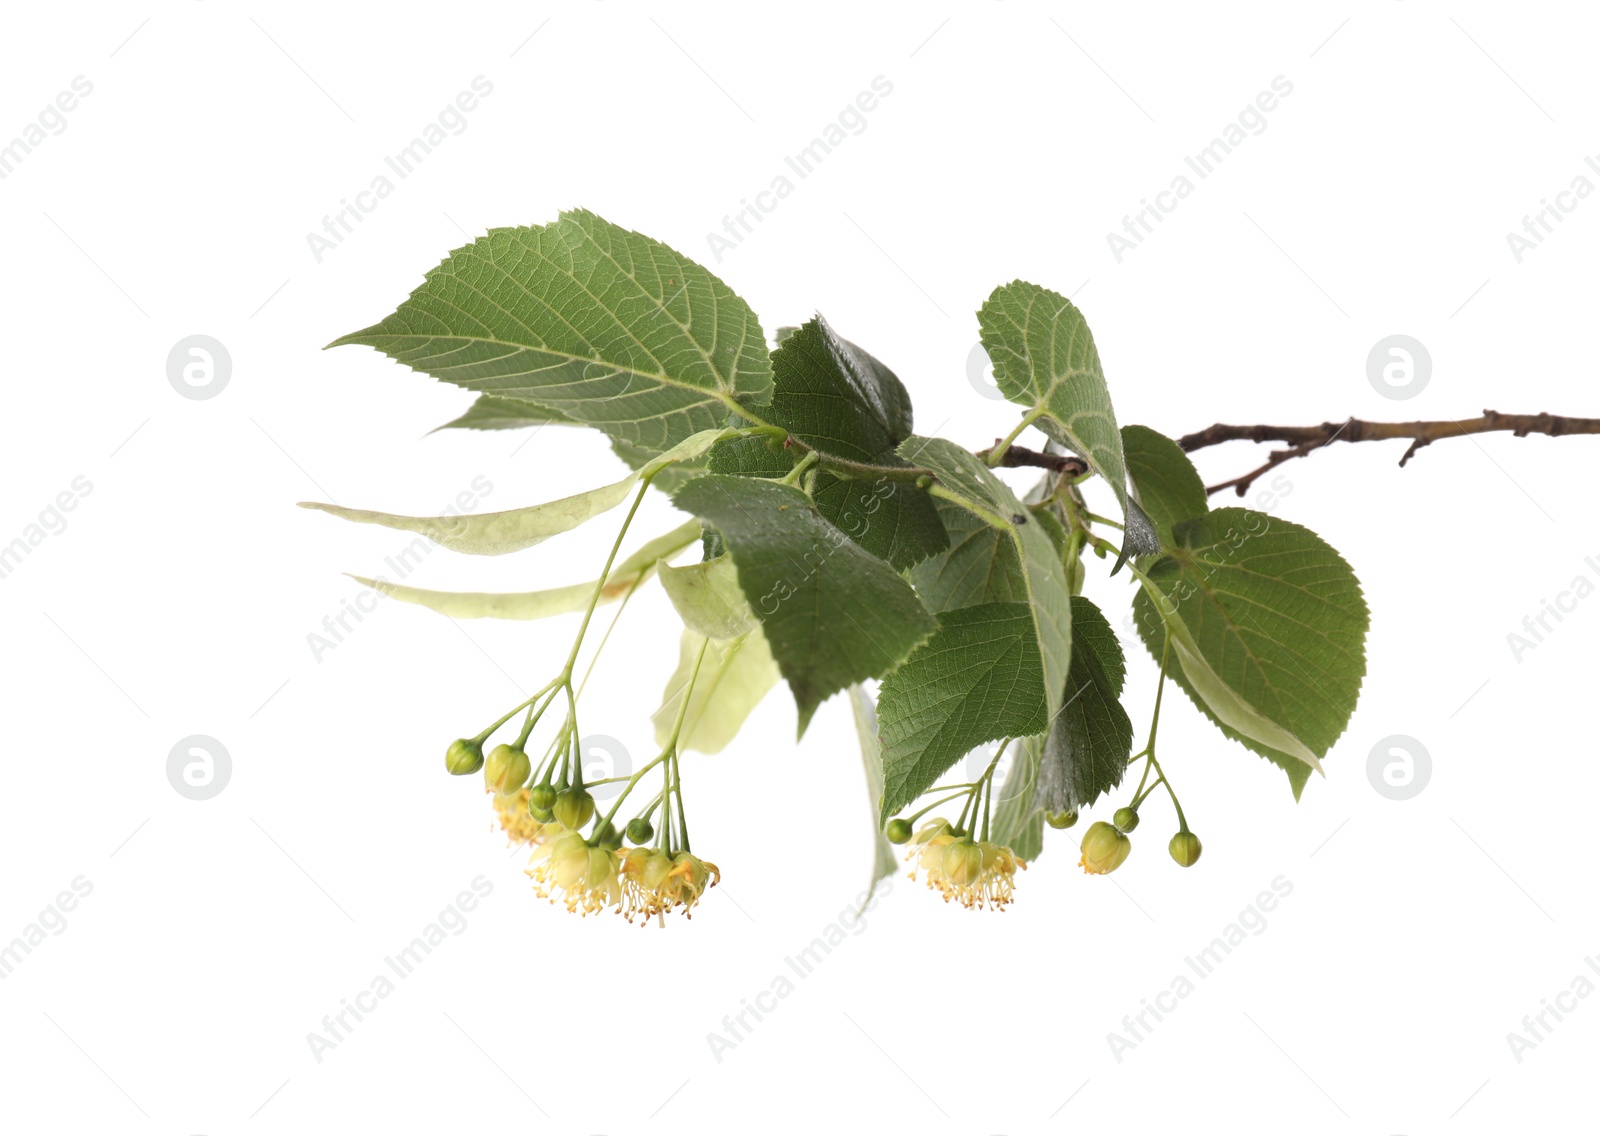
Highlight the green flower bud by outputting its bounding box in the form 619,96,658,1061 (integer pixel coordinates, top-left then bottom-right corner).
1168,831,1202,867
1079,820,1132,875
886,818,913,844
1113,806,1140,833
530,806,555,823
552,787,596,830
626,817,654,845
483,744,531,795
445,738,484,776
594,819,621,849
529,783,557,811
1046,808,1079,830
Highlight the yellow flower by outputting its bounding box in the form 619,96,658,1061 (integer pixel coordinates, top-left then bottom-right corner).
1079,820,1132,875
527,829,622,916
491,788,550,847
907,824,1025,911
617,847,721,925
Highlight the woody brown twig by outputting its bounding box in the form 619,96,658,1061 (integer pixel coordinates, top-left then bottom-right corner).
1178,410,1600,497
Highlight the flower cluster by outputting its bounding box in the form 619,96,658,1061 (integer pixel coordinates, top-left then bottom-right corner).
905,820,1025,911
618,847,721,925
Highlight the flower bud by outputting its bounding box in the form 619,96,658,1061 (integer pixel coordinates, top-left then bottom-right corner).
529,783,557,812
626,817,654,844
552,787,596,830
445,738,484,775
886,818,913,844
530,805,555,823
593,820,621,850
1079,821,1131,875
1046,808,1079,830
941,839,986,887
1168,831,1202,867
1113,806,1140,833
483,744,531,795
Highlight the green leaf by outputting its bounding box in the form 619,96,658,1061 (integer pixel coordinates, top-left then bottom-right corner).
1034,597,1134,814
1131,508,1369,795
991,733,1046,860
330,209,774,455
897,436,1073,722
300,427,733,556
658,555,758,640
1122,424,1208,546
672,475,937,735
877,602,1050,822
653,629,780,755
977,281,1158,563
742,315,947,571
810,472,948,573
432,393,573,432
849,685,900,910
909,498,1026,613
343,521,701,620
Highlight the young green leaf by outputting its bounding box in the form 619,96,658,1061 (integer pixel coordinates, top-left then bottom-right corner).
877,602,1051,822
1123,424,1208,546
301,427,734,556
329,210,774,454
672,475,937,734
653,628,780,755
658,555,758,640
748,315,947,570
898,436,1073,722
343,520,701,620
909,498,1026,613
1033,597,1133,814
1131,508,1369,793
977,281,1158,562
849,684,900,910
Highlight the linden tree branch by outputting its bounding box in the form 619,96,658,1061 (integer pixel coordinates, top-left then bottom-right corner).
1179,409,1600,497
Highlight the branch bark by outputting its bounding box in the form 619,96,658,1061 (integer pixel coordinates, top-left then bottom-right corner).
1178,410,1600,496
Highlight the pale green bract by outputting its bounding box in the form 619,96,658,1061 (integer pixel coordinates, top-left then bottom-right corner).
658,555,758,641
343,521,701,621
653,629,780,755
300,428,735,556
850,685,900,911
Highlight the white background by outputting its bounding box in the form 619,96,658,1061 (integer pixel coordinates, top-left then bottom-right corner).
2,3,1597,1133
